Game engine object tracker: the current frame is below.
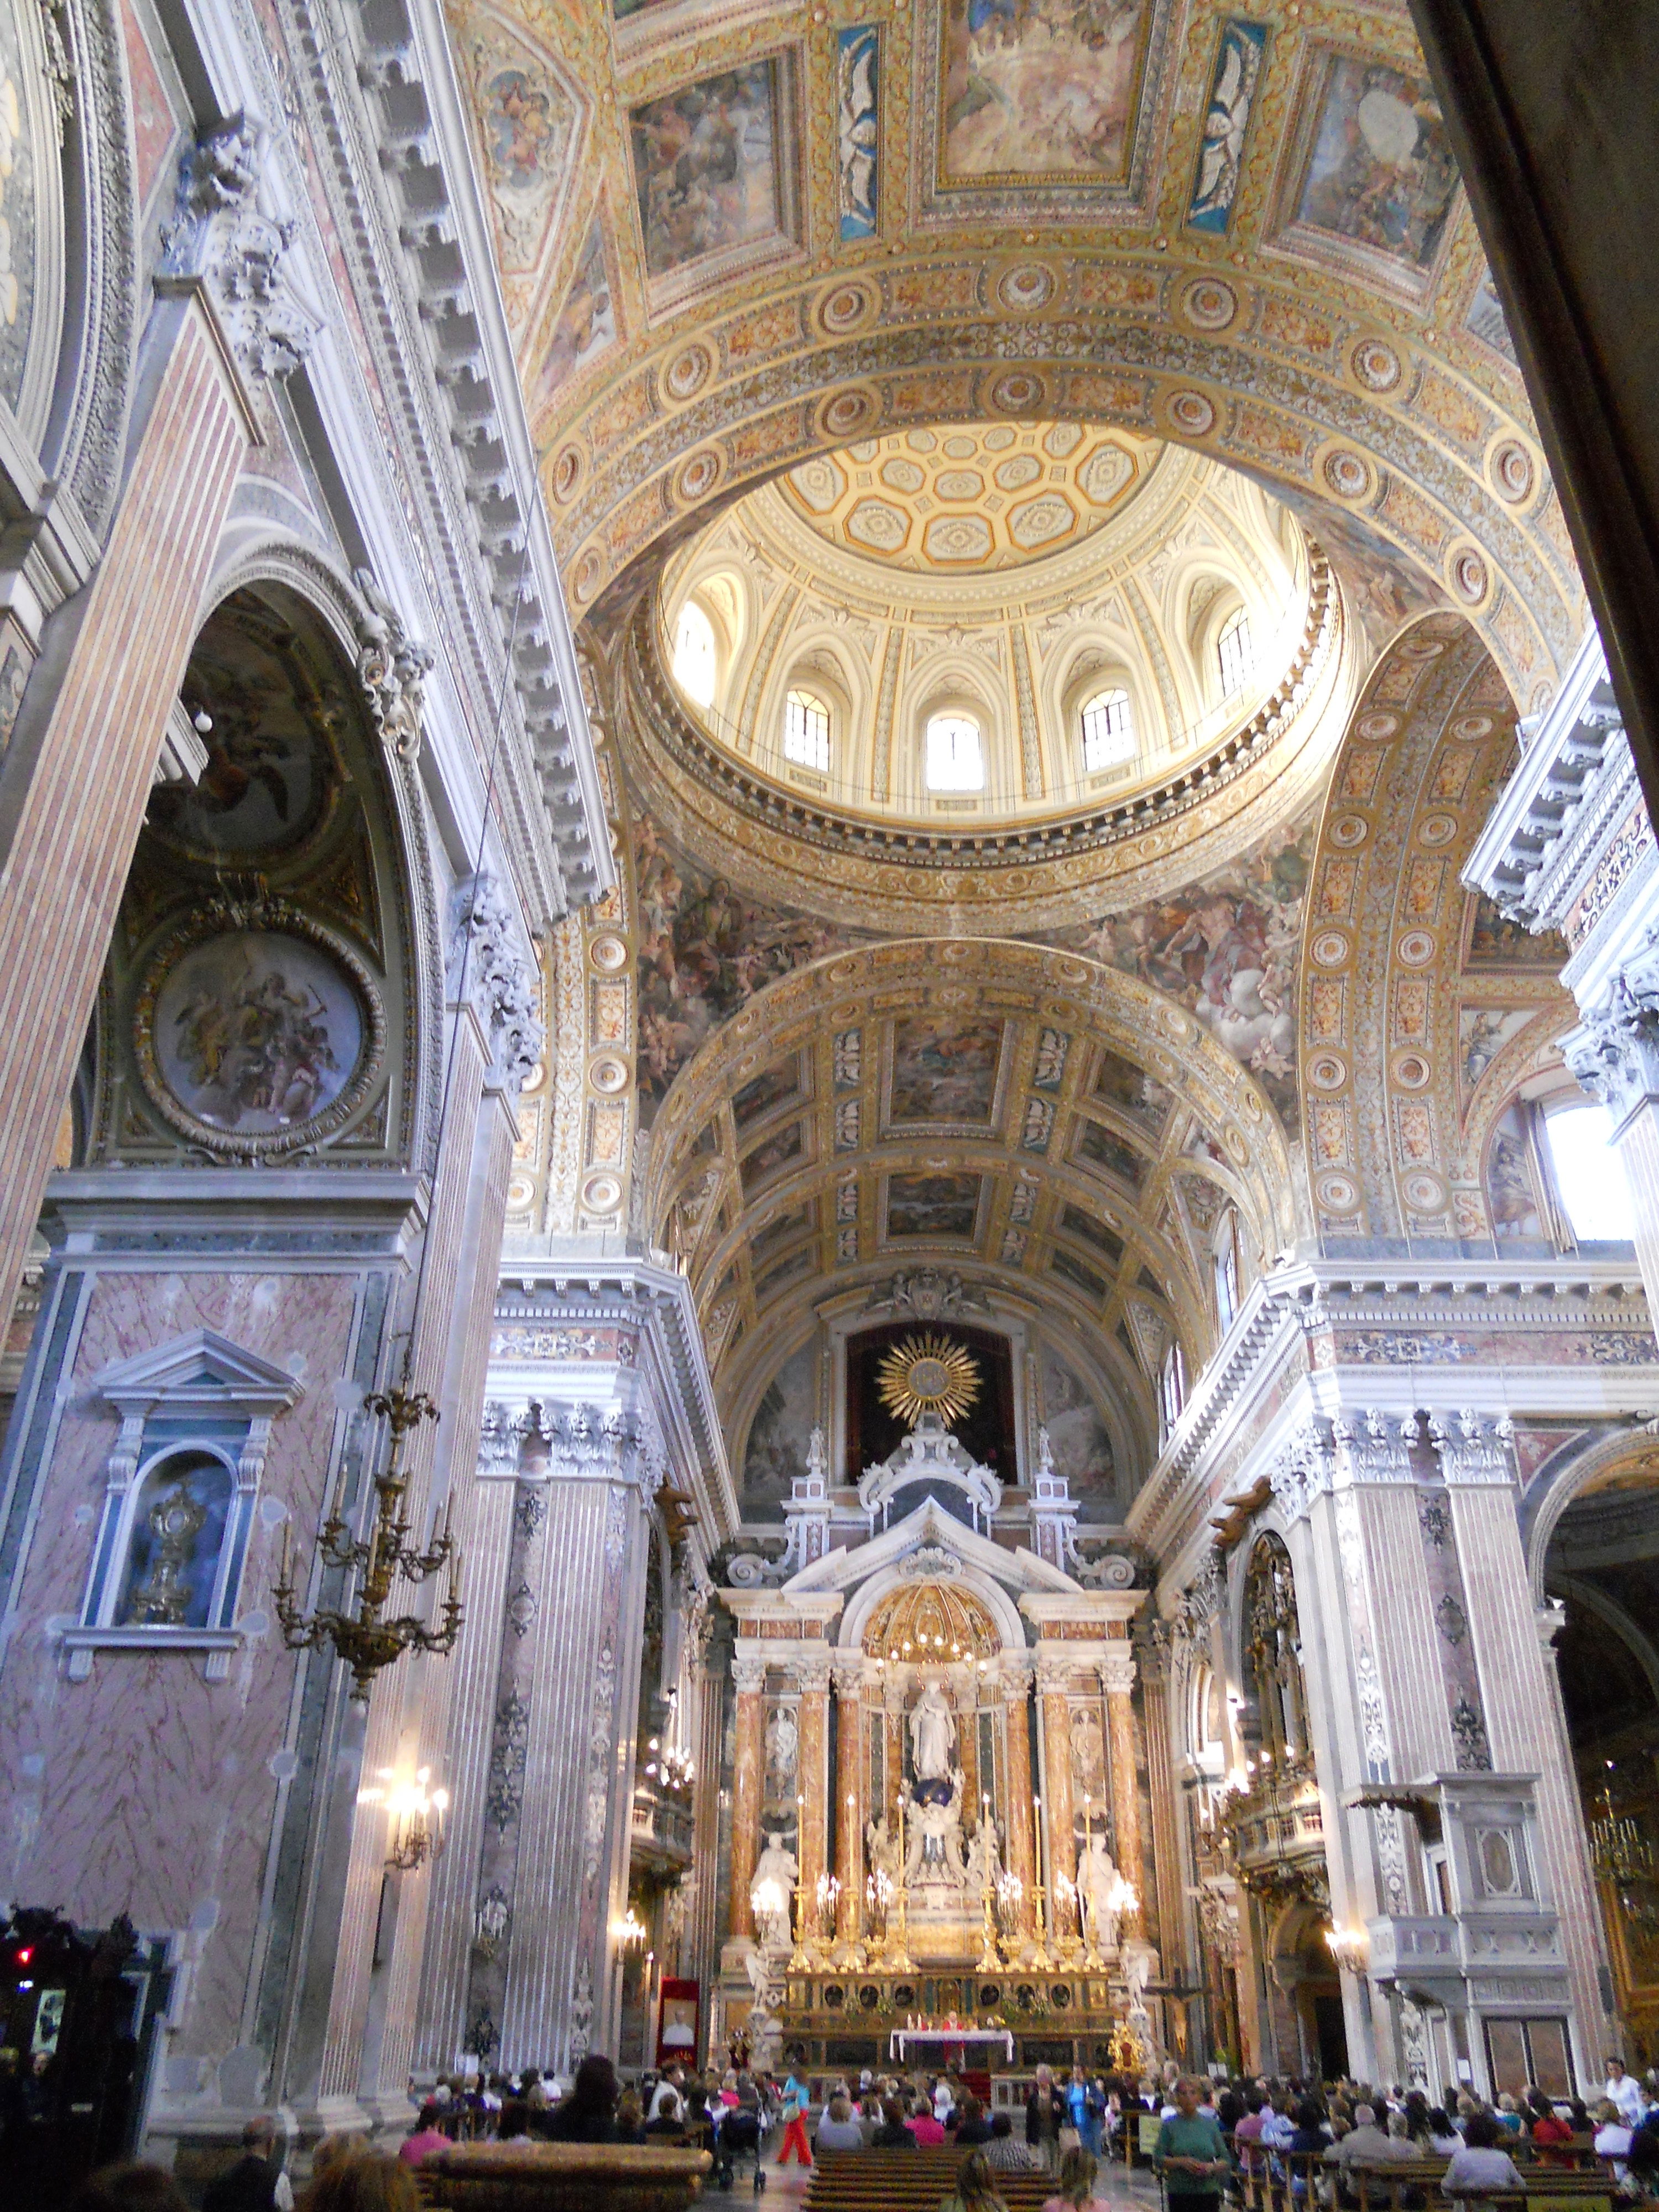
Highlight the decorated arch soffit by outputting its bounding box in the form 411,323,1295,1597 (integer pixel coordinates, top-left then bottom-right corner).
444,0,1585,712
638,932,1297,1443
1297,611,1574,1245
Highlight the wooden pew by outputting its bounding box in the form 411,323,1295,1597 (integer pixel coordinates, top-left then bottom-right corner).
1349,2161,1615,2212
805,2148,1057,2212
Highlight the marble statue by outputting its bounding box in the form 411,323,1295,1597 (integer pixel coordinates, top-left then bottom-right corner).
865,1812,900,1886
965,1812,1003,1893
909,1679,957,1781
905,1765,967,1885
750,1829,798,1952
1077,1833,1125,1950
1122,1937,1156,2032
764,1704,797,1785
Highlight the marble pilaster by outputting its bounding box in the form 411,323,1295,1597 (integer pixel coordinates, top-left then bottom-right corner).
1036,1657,1079,1949
1102,1643,1146,1933
729,1653,765,1945
833,1663,864,1952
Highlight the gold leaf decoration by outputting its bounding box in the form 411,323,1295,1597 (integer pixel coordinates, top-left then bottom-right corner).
875,1331,981,1428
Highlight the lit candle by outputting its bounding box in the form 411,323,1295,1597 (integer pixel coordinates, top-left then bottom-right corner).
1033,1792,1042,1890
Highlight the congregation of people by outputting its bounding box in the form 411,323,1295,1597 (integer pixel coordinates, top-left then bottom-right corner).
49,2048,1659,2209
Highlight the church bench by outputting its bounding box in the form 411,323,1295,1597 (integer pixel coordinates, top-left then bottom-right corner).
1348,2162,1615,2212
413,2138,712,2211
805,2148,1056,2212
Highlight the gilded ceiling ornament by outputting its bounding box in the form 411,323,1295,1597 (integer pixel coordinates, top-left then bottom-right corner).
875,1331,981,1430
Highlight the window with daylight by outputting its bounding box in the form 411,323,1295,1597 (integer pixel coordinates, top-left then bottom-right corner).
1079,686,1134,772
672,599,718,709
925,713,984,792
1213,1216,1240,1333
1543,1099,1632,1242
1158,1339,1187,1442
1217,606,1253,696
782,687,831,771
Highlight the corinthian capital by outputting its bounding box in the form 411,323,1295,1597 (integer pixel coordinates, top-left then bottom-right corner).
1035,1656,1076,1698
1099,1646,1138,1698
1564,957,1659,1125
160,116,321,378
732,1652,766,1697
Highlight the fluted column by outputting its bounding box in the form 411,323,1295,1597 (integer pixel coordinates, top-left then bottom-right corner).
797,1660,831,1947
1139,1624,1179,1960
1001,1659,1036,1943
1037,1656,1078,1948
833,1661,864,1950
729,1652,765,1943
1103,1642,1145,1931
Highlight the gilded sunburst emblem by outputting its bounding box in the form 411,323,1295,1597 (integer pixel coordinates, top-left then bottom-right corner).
875,1332,981,1428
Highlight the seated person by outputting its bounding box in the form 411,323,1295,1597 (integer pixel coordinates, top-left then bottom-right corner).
985,2111,1044,2173
872,2096,918,2149
544,2057,622,2144
1443,2112,1525,2200
954,2096,993,2146
816,2095,867,2152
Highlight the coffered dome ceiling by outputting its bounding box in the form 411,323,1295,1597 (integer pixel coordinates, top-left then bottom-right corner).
649,426,1338,883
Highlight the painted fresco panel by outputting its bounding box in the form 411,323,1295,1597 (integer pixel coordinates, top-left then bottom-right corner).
533,217,617,409
630,63,784,280
889,1016,1003,1124
457,16,578,276
1289,53,1457,274
1040,1344,1114,1490
886,1172,982,1239
743,1339,817,1495
838,25,880,240
938,0,1152,187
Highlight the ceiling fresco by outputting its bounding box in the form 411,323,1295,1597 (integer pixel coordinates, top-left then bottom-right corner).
444,0,1584,713
467,0,1600,1512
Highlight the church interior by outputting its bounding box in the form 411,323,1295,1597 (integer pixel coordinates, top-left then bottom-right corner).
2,0,1659,2197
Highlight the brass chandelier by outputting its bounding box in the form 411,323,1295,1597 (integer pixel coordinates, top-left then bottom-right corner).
876,1331,981,1428
274,1384,463,1701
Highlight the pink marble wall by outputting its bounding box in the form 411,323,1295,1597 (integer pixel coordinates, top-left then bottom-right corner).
0,1265,362,2077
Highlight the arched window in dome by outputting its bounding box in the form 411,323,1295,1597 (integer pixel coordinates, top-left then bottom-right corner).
925,712,984,792
1079,686,1134,773
782,687,831,771
1217,605,1254,697
672,598,718,709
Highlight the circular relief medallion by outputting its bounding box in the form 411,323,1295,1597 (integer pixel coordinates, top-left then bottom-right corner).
1452,713,1494,741
1318,1171,1360,1214
1417,812,1458,848
1392,1051,1431,1089
1395,928,1437,967
819,384,878,440
1404,1171,1448,1214
996,262,1056,311
590,1055,629,1093
1329,814,1369,849
552,446,582,504
1357,711,1399,740
661,342,712,404
137,909,384,1157
674,448,723,505
1322,447,1372,500
816,278,877,336
1181,276,1237,331
1308,1053,1348,1091
1311,929,1350,968
583,1173,622,1214
1396,631,1446,660
989,370,1045,414
1351,336,1402,392
572,549,601,604
507,1173,535,1213
1489,437,1536,504
1166,389,1216,436
1449,546,1490,606
589,933,629,973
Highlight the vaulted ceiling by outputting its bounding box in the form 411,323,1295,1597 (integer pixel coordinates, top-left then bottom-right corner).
447,0,1584,705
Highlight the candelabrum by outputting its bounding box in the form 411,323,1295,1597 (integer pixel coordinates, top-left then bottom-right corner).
789,1875,810,1971
1054,1874,1085,1967
813,1875,840,1967
995,1871,1024,1961
1029,1875,1053,1969
274,1386,462,1701
978,1877,1002,1971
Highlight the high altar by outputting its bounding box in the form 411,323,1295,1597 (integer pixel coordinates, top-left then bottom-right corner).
719,1413,1159,2073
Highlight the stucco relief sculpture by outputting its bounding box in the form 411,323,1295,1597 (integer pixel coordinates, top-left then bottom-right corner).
749,1828,798,1953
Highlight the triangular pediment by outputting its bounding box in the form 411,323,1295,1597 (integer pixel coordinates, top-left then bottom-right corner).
95,1327,304,1416
781,1496,1076,1599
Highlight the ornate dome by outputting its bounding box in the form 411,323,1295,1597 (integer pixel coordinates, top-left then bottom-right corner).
862,1579,1003,1662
